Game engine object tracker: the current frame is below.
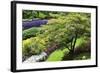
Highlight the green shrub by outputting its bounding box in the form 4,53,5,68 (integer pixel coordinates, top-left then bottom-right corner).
22,38,32,57
22,27,40,40
30,37,46,54
22,37,47,59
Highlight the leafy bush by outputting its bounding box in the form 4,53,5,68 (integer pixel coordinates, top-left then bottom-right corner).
22,37,47,60
23,10,34,19
30,37,46,54
22,39,32,57
22,27,40,40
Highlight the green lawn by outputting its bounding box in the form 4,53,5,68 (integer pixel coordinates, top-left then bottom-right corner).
46,48,69,61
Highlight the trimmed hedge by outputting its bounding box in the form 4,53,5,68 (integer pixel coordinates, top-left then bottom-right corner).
22,27,40,40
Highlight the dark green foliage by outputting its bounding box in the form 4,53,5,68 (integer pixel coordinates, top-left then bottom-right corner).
22,27,40,40
23,10,49,19
23,10,69,19
23,10,34,19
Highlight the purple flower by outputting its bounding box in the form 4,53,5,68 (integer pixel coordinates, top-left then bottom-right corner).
23,19,48,30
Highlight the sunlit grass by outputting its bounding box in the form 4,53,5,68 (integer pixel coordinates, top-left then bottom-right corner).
46,48,69,61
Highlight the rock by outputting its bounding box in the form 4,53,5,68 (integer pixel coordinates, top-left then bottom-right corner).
23,52,47,63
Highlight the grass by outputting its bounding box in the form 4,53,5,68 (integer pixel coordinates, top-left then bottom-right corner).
46,48,69,61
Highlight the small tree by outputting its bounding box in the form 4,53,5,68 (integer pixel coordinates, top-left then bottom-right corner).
63,13,91,59
33,12,91,59
40,13,91,59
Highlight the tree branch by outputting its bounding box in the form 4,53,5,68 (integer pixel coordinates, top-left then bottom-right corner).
65,45,71,51
72,34,78,51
